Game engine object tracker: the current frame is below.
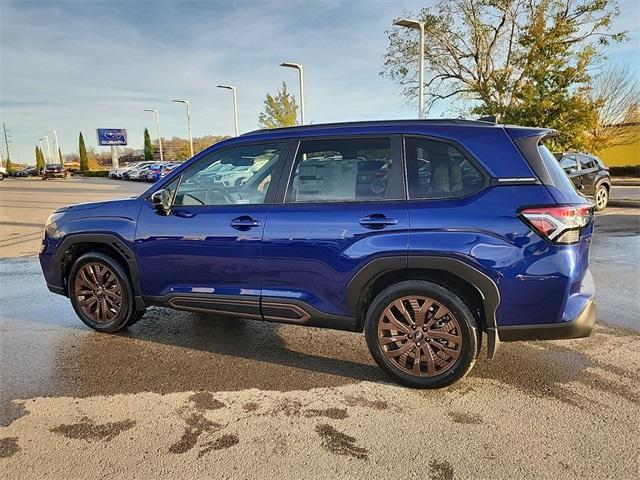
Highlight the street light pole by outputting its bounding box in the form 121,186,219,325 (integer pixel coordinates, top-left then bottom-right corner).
172,99,193,158
279,62,305,125
144,109,164,162
48,130,61,162
216,85,239,136
394,18,425,119
43,135,52,163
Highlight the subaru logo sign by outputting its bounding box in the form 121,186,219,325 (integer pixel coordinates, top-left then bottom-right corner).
97,128,127,146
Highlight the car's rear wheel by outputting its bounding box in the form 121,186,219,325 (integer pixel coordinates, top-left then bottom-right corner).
365,280,478,388
595,184,609,211
68,252,140,332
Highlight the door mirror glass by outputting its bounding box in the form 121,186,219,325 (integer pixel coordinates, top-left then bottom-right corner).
151,188,172,214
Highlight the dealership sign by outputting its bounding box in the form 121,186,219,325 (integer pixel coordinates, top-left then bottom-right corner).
96,128,127,146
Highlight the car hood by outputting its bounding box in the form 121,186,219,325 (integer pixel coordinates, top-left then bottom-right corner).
55,197,142,215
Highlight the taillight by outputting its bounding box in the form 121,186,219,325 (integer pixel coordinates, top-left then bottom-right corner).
520,205,593,244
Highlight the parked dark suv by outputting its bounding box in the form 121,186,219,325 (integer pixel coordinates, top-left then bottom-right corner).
556,152,611,210
39,120,596,388
42,163,69,180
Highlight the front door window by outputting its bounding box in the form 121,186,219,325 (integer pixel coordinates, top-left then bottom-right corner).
173,143,285,206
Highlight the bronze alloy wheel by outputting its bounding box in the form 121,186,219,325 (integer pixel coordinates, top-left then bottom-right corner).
74,262,123,324
377,296,463,377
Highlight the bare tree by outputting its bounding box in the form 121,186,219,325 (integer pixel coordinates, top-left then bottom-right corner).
587,64,640,151
382,0,626,149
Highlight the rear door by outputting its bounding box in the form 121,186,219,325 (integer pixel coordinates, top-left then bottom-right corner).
260,136,408,324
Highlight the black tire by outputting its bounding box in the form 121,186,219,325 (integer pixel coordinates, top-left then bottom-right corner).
68,252,137,333
594,184,609,211
125,308,147,328
365,280,478,388
0,173,5,181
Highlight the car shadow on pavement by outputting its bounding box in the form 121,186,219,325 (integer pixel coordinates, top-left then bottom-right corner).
51,307,384,398
47,307,640,407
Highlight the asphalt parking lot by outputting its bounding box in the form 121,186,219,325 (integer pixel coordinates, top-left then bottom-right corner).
1,177,639,479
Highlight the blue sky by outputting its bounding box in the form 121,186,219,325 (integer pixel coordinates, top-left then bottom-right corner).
1,0,638,165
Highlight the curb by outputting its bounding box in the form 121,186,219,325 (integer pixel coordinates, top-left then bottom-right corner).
608,200,640,209
611,179,640,186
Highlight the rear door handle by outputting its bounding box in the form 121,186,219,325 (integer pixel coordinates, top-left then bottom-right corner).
359,214,398,229
230,216,261,230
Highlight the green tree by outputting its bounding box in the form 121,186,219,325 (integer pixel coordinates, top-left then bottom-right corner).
258,82,298,128
35,146,43,171
382,0,626,150
58,147,63,163
5,157,13,173
79,132,89,172
143,127,154,161
35,146,45,171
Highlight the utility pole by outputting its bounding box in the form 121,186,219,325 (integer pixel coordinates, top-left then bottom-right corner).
2,123,10,167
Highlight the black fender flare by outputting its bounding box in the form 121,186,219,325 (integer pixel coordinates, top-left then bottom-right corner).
595,178,610,191
54,233,143,303
346,255,501,357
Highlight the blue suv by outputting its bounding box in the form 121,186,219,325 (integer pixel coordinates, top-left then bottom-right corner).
39,120,596,388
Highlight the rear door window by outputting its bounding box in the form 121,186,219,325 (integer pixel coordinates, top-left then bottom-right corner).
285,137,400,202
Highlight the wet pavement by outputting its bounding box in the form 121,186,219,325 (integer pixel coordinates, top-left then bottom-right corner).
1,178,639,478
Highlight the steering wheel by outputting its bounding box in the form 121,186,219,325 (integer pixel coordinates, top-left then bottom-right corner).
204,185,234,205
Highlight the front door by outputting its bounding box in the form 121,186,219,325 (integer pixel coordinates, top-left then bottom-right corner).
135,141,289,318
261,136,409,326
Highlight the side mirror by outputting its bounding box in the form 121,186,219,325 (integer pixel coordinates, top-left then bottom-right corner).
151,189,172,215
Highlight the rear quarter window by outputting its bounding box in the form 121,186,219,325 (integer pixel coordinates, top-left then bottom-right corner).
404,136,486,199
538,144,578,194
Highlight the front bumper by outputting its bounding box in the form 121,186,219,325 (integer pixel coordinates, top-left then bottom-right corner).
497,298,596,341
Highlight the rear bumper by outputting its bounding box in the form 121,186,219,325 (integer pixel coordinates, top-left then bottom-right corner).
498,298,596,341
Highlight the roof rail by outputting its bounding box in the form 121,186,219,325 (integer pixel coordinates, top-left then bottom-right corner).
242,118,498,136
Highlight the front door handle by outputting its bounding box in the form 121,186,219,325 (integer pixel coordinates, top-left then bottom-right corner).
359,214,398,229
230,216,261,230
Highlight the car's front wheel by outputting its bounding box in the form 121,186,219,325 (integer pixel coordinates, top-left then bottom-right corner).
594,184,609,211
365,280,478,388
68,252,141,332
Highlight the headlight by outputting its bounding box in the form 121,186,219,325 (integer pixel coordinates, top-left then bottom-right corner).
45,212,65,227
45,212,66,239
